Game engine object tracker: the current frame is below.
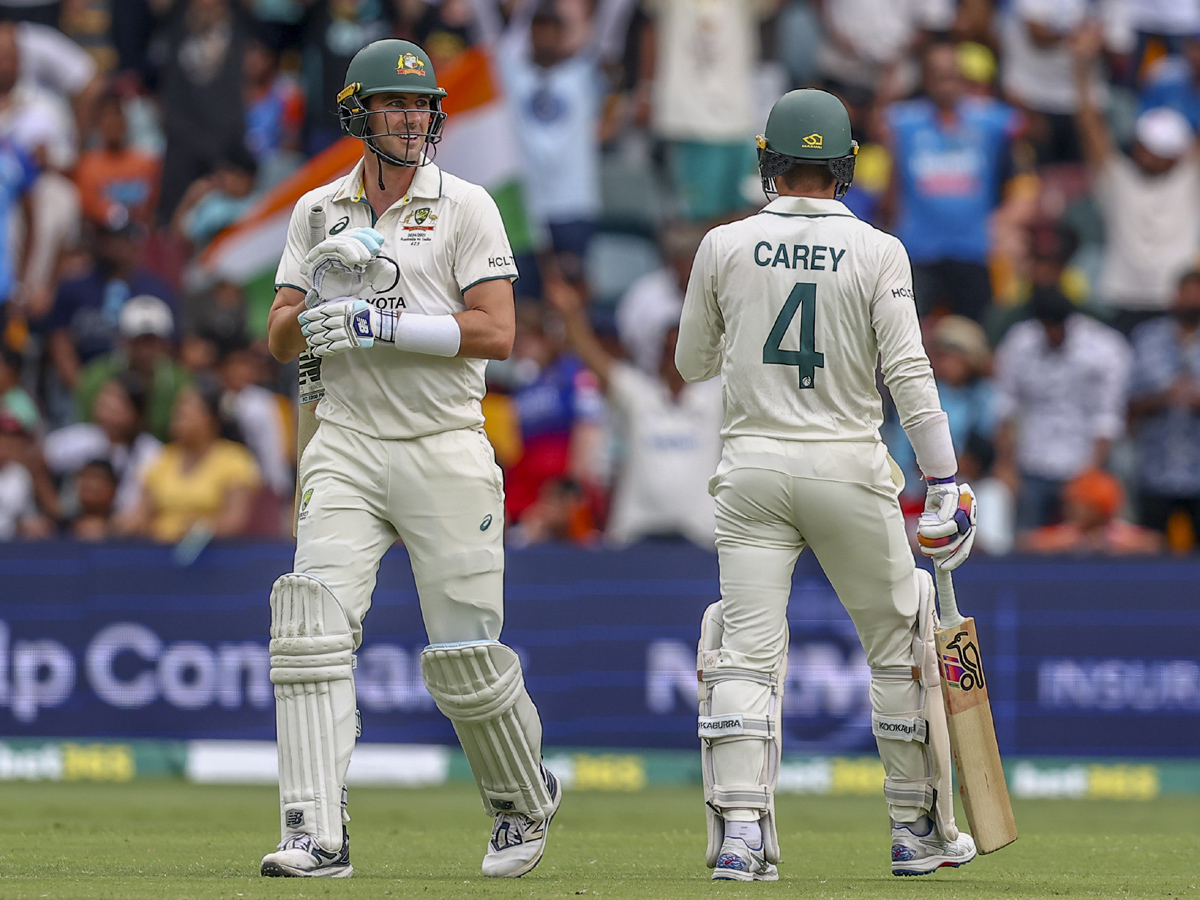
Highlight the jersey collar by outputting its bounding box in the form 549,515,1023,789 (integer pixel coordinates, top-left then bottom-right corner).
332,158,445,206
759,196,857,218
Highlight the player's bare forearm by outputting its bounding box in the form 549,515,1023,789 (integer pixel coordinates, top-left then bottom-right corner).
544,275,612,387
562,309,612,388
1070,23,1112,169
268,286,309,363
213,486,255,538
457,278,515,360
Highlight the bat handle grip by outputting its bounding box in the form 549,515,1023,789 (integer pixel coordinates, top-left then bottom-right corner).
934,566,964,628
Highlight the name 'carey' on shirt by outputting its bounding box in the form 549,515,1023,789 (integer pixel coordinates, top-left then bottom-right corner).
753,242,846,271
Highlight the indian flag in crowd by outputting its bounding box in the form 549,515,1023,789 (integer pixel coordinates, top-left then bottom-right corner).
198,46,533,332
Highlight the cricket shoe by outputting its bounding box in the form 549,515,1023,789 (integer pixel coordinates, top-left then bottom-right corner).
891,819,976,876
260,827,353,878
481,766,561,878
711,836,779,882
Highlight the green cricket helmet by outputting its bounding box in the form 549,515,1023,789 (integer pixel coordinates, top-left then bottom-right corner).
337,40,448,168
756,89,858,199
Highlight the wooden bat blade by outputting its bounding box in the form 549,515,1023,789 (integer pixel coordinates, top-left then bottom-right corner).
935,616,1018,854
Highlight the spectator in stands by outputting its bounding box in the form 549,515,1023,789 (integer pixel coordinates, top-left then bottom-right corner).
59,0,119,76
75,294,188,442
218,340,290,498
882,39,1024,322
1021,468,1163,554
640,0,778,221
1073,22,1200,335
241,0,307,56
1139,33,1200,129
475,0,634,274
42,372,162,517
0,410,51,538
403,0,475,71
0,20,80,169
68,458,118,540
0,20,77,318
299,0,389,154
886,315,997,497
814,0,956,98
505,299,606,525
119,378,261,543
546,273,721,548
43,214,175,404
243,35,304,188
180,278,247,361
0,345,37,432
506,476,598,547
1127,0,1200,80
1127,269,1200,542
0,134,37,333
615,222,701,374
0,1,60,28
6,15,103,133
171,144,258,250
74,91,160,229
154,0,248,222
999,0,1113,164
993,286,1131,531
989,222,1088,342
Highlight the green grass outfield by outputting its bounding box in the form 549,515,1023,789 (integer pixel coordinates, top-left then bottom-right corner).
1,782,1196,899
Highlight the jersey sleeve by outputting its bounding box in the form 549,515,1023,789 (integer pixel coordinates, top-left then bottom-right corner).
676,230,724,383
1091,328,1132,442
452,186,520,294
871,236,956,479
274,196,319,294
22,23,96,96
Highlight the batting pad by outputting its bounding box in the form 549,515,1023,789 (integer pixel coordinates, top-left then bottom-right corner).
420,641,557,820
697,602,787,866
269,573,358,852
869,569,957,836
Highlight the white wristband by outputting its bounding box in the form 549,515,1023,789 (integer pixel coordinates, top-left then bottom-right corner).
394,313,462,358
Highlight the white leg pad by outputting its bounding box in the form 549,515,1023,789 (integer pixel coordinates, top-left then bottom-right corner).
698,602,787,866
870,569,957,838
420,641,557,820
269,573,358,852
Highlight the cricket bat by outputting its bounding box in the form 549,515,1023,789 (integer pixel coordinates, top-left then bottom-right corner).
933,567,1018,854
293,206,326,537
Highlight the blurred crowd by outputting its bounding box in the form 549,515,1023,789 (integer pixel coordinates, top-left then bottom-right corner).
1,0,1199,557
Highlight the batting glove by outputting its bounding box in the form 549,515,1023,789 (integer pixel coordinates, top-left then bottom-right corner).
299,298,397,358
304,257,397,309
917,477,977,571
300,227,386,306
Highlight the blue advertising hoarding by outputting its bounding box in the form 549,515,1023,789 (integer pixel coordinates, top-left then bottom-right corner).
0,542,1196,757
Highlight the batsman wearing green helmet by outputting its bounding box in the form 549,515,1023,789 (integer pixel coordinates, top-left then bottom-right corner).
260,40,559,879
677,90,979,880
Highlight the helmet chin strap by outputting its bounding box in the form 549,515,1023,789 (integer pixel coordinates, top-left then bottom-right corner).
366,137,416,191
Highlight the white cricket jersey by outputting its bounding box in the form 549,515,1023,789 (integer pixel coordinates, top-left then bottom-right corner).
276,159,519,441
677,195,952,479
605,362,723,548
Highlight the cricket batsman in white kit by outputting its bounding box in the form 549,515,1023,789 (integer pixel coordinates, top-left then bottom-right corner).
259,39,559,878
676,89,980,881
